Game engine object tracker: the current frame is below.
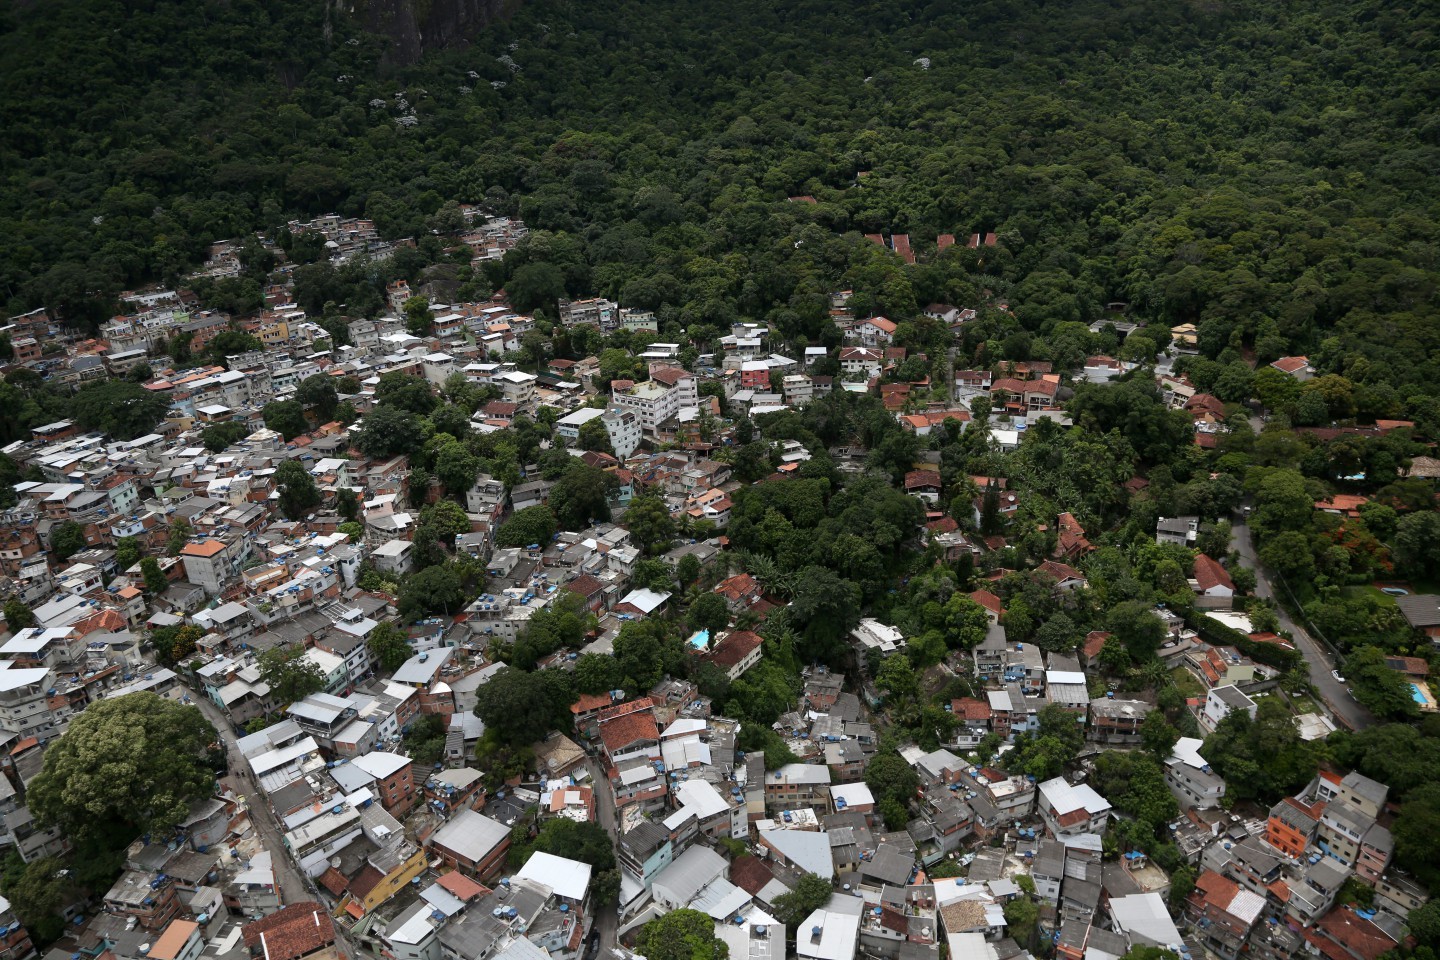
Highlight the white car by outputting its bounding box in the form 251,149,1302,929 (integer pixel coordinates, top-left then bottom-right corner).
1332,669,1346,683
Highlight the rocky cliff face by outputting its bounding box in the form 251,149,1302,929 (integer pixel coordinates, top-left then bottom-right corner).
341,0,518,65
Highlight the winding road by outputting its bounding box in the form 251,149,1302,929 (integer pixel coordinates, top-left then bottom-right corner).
1230,520,1374,730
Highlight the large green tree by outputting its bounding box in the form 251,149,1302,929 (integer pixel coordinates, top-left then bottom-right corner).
257,645,326,704
274,460,322,520
636,909,729,960
28,694,215,868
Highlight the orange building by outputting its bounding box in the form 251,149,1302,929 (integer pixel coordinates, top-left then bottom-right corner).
1266,796,1324,859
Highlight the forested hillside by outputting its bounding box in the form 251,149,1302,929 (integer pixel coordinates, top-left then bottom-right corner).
2,0,1438,402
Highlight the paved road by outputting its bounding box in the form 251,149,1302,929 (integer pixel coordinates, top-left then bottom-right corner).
1230,521,1374,730
189,690,366,956
586,755,619,952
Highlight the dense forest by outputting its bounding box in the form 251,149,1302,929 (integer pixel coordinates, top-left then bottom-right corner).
1,0,1438,405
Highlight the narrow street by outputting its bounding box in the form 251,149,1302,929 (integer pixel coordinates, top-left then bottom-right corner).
189,688,366,957
1230,522,1374,730
586,755,619,952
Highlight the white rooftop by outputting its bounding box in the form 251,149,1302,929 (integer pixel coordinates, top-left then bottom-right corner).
516,850,593,902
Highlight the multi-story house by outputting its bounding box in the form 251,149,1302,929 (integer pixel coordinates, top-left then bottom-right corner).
610,367,698,435
1165,737,1227,810
764,763,831,812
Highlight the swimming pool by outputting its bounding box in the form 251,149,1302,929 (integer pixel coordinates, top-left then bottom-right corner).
688,629,710,649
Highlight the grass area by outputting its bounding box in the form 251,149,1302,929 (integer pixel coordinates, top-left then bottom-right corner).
1170,668,1205,699
1341,585,1397,606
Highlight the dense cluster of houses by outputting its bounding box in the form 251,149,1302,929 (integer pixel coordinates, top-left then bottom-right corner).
0,216,1432,960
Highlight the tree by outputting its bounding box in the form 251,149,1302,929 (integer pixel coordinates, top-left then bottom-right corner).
257,645,326,705
262,400,308,440
687,593,730,639
549,461,616,530
789,566,861,664
507,262,568,315
140,556,168,595
421,499,472,545
1407,899,1440,951
1251,470,1314,540
865,751,918,828
150,623,204,664
1106,601,1167,663
398,563,466,620
631,558,674,593
876,655,919,704
636,909,729,960
495,506,558,548
2,598,35,631
623,494,678,554
435,442,480,495
375,372,439,415
772,873,834,930
167,517,192,557
337,488,359,521
69,381,170,440
1140,711,1180,759
1346,646,1420,721
366,622,413,674
297,374,339,422
403,296,433,336
355,405,424,458
28,694,215,868
274,460,321,520
1393,511,1440,581
474,667,567,746
1,854,72,944
676,553,702,588
577,417,614,455
51,521,85,562
1119,949,1179,960
202,420,250,452
1003,896,1039,947
1395,783,1440,890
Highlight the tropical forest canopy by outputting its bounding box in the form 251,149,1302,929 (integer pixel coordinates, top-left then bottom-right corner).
0,0,1437,410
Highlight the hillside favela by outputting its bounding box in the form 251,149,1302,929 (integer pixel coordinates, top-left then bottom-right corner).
0,2,1438,960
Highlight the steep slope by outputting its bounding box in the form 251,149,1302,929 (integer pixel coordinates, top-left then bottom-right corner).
346,0,519,65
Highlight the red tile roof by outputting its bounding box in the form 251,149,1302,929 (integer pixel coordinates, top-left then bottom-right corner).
969,590,1004,616
348,864,386,901
318,867,349,896
436,870,490,902
715,573,761,603
1037,560,1085,585
73,608,126,635
598,706,659,754
571,692,613,715
1304,906,1397,960
566,574,605,599
730,855,775,895
951,698,992,722
1083,631,1111,660
1192,553,1234,592
703,630,763,670
904,470,942,491
240,902,337,960
1272,356,1310,374
651,367,692,386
